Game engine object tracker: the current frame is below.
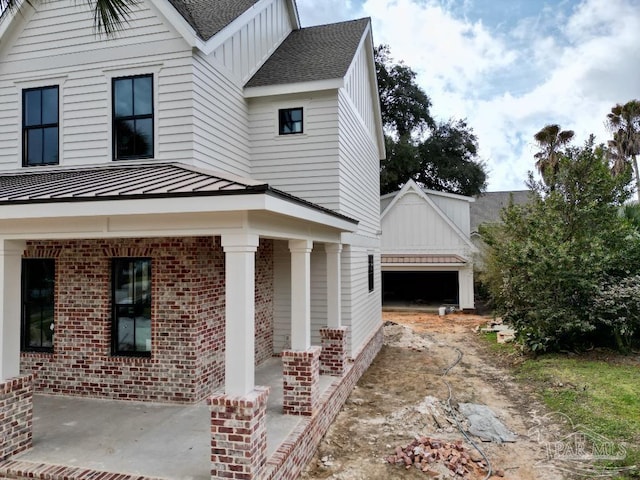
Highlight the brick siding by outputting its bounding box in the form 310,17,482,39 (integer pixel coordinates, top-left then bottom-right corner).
0,375,33,462
319,327,347,375
282,347,321,416
20,237,273,404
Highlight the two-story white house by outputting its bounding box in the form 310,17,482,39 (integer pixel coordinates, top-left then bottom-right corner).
0,1,385,479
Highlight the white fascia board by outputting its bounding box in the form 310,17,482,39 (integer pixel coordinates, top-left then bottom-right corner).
422,188,475,203
0,193,357,232
148,0,204,50
244,79,343,98
0,0,30,41
381,265,463,272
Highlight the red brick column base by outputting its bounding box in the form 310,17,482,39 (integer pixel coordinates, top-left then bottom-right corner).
282,346,321,416
319,327,348,376
0,375,34,461
209,386,269,480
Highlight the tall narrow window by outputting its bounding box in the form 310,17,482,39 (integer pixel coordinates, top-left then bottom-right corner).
278,107,303,134
368,254,374,293
112,258,152,356
23,86,59,166
22,259,55,352
113,75,153,160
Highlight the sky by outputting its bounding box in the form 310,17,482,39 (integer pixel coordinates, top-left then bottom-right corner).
296,0,640,192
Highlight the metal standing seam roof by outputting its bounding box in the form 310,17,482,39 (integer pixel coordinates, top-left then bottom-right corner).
167,0,261,41
381,254,467,265
0,163,357,224
245,18,370,88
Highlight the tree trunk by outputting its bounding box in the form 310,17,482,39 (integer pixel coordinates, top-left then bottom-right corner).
633,155,640,202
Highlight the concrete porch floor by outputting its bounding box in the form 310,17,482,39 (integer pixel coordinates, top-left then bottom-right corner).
10,357,336,480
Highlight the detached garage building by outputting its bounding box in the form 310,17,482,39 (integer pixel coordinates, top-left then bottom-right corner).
380,180,476,310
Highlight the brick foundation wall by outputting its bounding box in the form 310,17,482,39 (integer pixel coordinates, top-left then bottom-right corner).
20,237,274,404
319,327,347,376
264,323,384,480
0,375,33,462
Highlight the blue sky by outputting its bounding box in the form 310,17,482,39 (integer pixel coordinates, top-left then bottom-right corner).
296,0,640,191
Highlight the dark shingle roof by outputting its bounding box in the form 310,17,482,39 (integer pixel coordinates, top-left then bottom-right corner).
470,191,531,233
245,18,370,88
168,0,260,40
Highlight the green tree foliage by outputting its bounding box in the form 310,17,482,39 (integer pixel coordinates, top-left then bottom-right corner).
606,100,640,201
1,0,139,35
533,124,574,187
480,137,640,352
375,46,487,196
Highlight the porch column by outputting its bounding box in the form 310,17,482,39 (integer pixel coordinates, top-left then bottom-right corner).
221,233,259,396
458,267,475,311
0,239,25,382
0,239,33,462
283,240,320,415
212,234,268,480
289,239,312,350
320,243,347,376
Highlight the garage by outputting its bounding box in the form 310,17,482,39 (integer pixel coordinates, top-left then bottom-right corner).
382,270,458,305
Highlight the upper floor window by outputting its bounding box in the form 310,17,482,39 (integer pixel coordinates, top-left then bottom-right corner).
279,107,303,135
112,258,152,356
113,75,153,160
22,258,55,352
23,86,59,166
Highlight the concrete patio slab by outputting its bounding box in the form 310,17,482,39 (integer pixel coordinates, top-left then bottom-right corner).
9,357,336,479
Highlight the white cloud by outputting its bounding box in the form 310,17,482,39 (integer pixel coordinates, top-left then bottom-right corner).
297,0,640,191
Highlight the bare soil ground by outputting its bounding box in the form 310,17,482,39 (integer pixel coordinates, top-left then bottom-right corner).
301,310,566,480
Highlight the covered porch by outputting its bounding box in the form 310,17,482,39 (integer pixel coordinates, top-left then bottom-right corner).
0,163,358,479
1,357,336,480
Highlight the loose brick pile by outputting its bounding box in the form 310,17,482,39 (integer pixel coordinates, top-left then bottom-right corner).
386,436,492,478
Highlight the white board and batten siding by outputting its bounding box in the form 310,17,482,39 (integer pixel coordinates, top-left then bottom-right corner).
210,0,293,85
381,191,469,256
248,91,341,211
428,194,472,237
0,0,197,171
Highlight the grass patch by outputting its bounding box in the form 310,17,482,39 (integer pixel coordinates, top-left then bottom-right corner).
515,355,640,478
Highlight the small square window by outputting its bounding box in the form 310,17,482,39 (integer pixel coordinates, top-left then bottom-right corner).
279,107,303,135
23,86,59,166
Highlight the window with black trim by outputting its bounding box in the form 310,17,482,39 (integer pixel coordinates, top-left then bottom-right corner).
112,258,151,356
23,86,59,166
368,254,374,293
21,259,55,352
278,107,303,134
113,75,153,160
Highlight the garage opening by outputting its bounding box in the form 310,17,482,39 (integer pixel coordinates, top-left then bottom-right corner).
382,271,458,306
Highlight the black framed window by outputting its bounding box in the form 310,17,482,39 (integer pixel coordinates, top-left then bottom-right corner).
21,259,55,352
112,258,151,356
368,254,374,293
113,75,153,160
278,107,303,135
23,86,59,166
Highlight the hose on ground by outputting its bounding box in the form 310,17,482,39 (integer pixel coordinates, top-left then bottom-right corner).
436,345,493,480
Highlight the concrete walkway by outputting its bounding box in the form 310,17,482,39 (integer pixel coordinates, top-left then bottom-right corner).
11,357,335,480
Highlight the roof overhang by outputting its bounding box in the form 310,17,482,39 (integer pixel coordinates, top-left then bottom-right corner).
0,163,358,239
381,254,469,271
244,78,344,98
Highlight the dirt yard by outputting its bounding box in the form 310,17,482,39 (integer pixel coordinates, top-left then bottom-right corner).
301,310,567,480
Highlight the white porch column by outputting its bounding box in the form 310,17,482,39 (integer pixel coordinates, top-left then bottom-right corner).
289,239,312,351
0,239,26,382
324,243,342,328
221,233,259,396
458,266,475,310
